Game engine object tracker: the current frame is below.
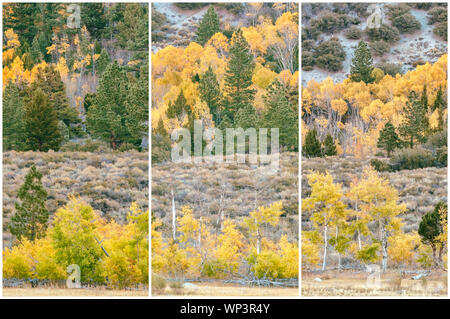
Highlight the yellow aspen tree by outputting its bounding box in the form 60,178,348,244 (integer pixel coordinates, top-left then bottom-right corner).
303,171,347,270
243,201,284,255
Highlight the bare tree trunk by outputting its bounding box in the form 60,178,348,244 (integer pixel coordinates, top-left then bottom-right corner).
171,188,176,241
322,225,328,271
256,227,261,255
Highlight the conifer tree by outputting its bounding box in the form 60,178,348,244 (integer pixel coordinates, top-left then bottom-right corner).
224,29,256,122
323,134,337,156
419,202,447,267
9,165,49,242
199,66,222,125
399,91,428,148
86,61,144,150
152,117,171,163
3,83,27,151
24,88,62,151
28,64,81,136
196,5,220,45
235,103,258,130
303,129,322,157
166,90,192,122
433,85,446,131
350,40,375,84
96,49,111,76
377,122,400,156
263,81,298,151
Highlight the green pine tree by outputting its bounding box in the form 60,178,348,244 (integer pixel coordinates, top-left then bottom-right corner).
350,40,375,84
199,66,222,125
166,90,192,122
116,3,148,51
263,80,298,151
3,83,27,151
303,129,322,158
96,49,111,76
235,103,258,130
86,61,140,150
433,85,446,131
152,117,172,163
224,29,256,122
9,165,49,242
24,88,62,151
399,91,428,148
418,202,447,267
377,122,400,156
28,64,81,137
196,5,220,45
322,134,337,156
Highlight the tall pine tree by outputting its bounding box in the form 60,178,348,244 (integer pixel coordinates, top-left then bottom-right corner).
263,80,298,151
377,122,400,156
28,64,81,137
303,129,322,158
24,88,62,151
196,5,220,45
322,134,337,156
350,40,374,84
3,83,27,151
9,165,49,242
86,61,142,150
224,29,256,122
399,91,428,148
199,66,222,125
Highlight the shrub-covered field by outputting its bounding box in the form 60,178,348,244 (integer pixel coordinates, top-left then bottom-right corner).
302,156,447,232
3,151,148,248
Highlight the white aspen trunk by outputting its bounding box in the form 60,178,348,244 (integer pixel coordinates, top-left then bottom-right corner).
336,225,341,270
256,227,261,255
322,225,328,271
171,188,176,241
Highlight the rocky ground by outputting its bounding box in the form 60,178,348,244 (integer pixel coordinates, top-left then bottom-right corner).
301,3,447,85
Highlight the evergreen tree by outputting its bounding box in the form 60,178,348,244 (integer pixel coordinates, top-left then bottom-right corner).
83,93,96,114
24,88,62,151
350,40,375,84
418,202,447,267
322,134,337,156
81,3,107,39
152,117,171,163
377,122,400,156
9,165,49,242
30,35,43,65
235,103,258,130
3,83,27,151
166,90,192,122
28,64,81,136
125,75,149,146
433,85,446,131
399,91,428,148
303,129,322,158
116,3,148,51
196,5,220,45
224,29,256,122
86,61,145,150
96,49,111,76
199,66,222,125
263,80,298,151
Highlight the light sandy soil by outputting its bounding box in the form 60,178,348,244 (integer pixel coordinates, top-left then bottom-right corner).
302,270,447,297
3,287,148,297
153,282,298,297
